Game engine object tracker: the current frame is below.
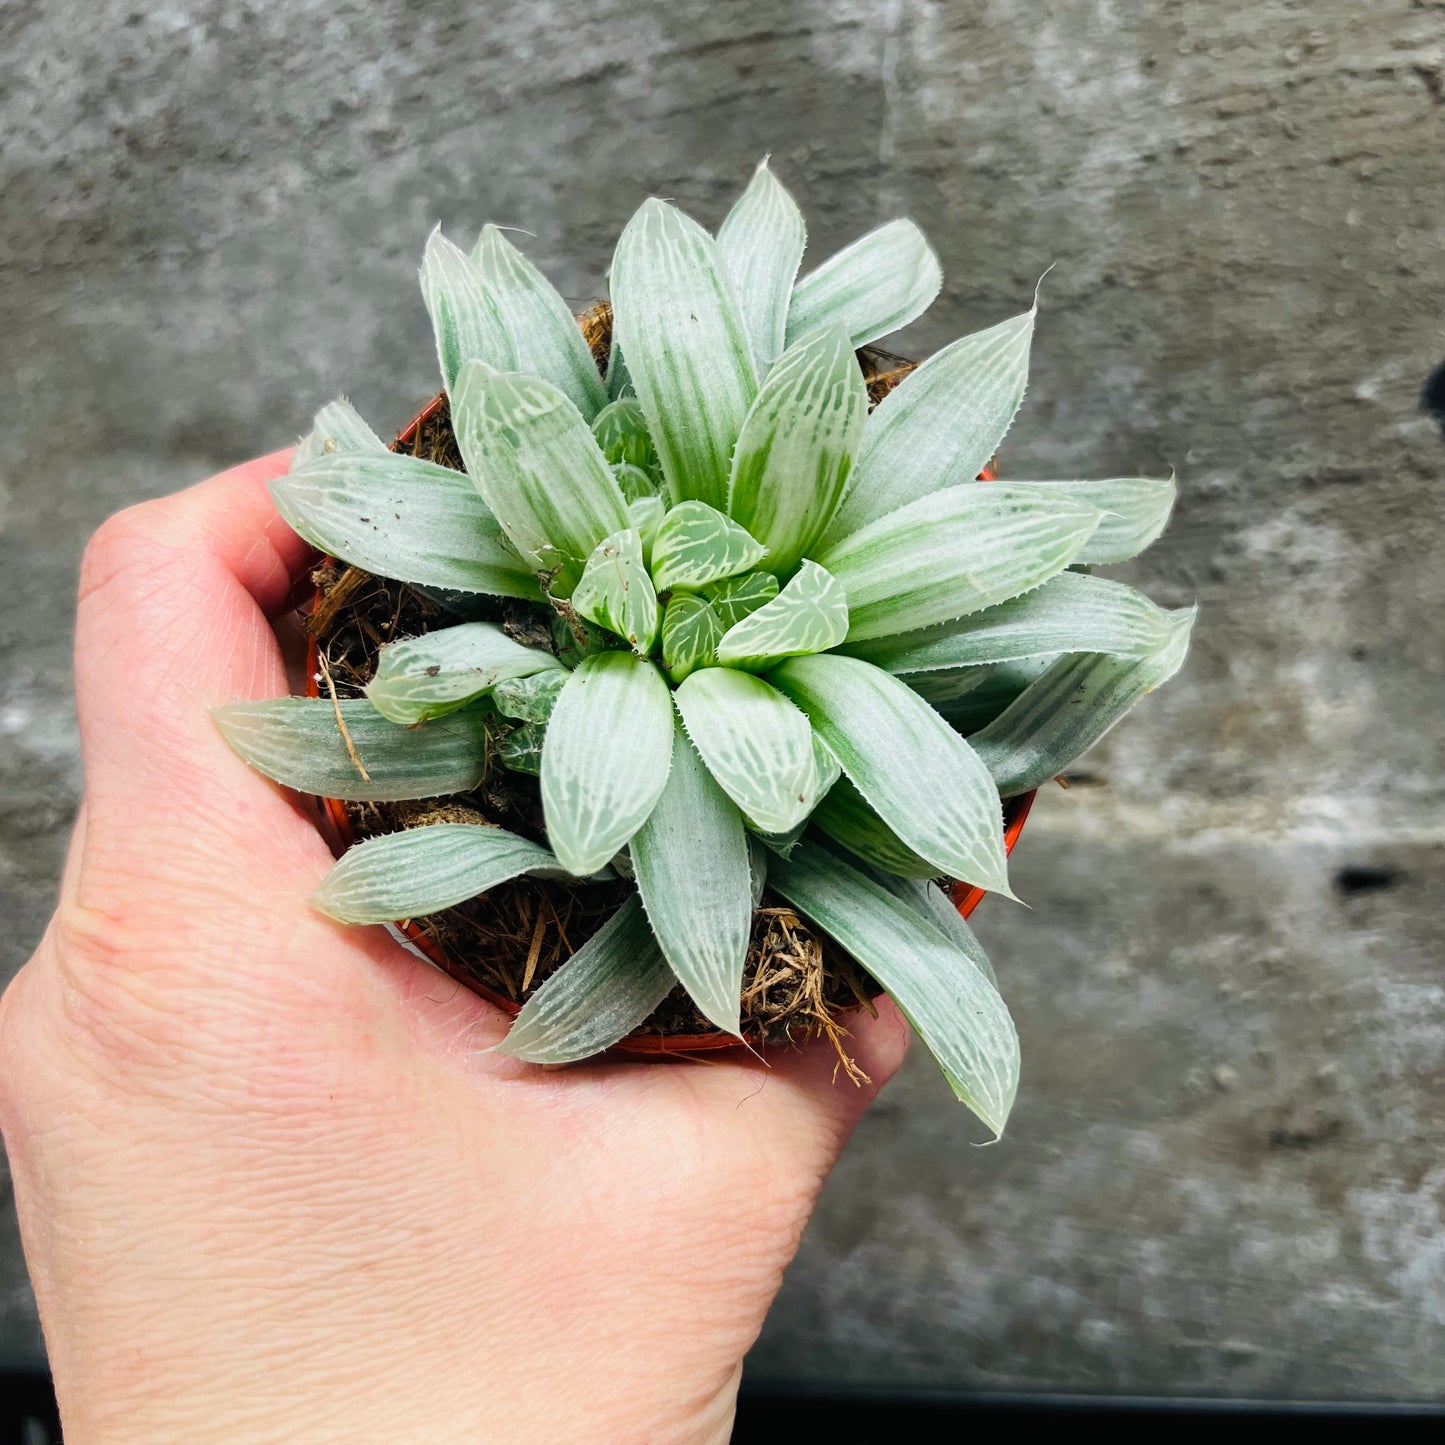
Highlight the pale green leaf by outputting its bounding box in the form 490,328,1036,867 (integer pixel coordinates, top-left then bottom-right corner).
769,653,1012,896
450,362,631,596
660,593,724,683
609,198,758,510
717,156,807,369
810,774,935,877
296,399,388,464
717,561,848,671
703,571,779,628
605,341,634,401
816,483,1102,642
495,896,677,1064
843,572,1174,674
785,218,942,350
769,842,1018,1132
540,652,675,874
972,607,1196,796
1001,477,1177,564
727,326,867,576
649,500,769,592
674,667,820,834
591,397,660,475
571,528,660,653
420,227,515,392
213,698,491,802
365,622,564,725
821,309,1035,545
270,452,542,600
854,863,999,988
631,720,751,1036
470,224,608,420
312,823,563,924
493,668,567,724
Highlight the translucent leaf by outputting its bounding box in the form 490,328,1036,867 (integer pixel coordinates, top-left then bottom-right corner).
498,722,545,775
674,667,820,834
1001,477,1177,564
811,732,842,800
493,668,568,724
816,483,1102,642
540,652,675,874
769,653,1012,896
471,224,608,420
811,774,935,877
629,495,665,564
365,622,564,725
785,218,941,351
312,823,563,924
852,862,1000,988
971,607,1196,796
450,362,631,597
933,658,1052,734
748,835,769,907
270,452,542,600
843,572,1174,674
821,309,1035,545
605,342,634,402
571,528,660,653
591,397,660,474
659,593,724,683
613,462,659,502
213,698,491,802
296,399,387,464
768,842,1018,1133
716,560,848,671
420,228,515,392
727,326,867,576
630,720,751,1035
609,198,758,511
717,156,807,370
495,896,677,1064
903,667,995,706
649,500,769,592
703,571,778,628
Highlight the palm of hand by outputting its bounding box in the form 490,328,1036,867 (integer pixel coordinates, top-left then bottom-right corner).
0,454,907,1443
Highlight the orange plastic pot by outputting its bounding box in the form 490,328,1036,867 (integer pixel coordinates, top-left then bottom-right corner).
303,395,1036,1055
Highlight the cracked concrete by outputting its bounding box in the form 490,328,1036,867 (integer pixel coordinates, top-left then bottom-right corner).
2,0,1443,1398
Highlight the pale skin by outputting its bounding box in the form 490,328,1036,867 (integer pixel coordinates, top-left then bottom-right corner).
0,452,909,1444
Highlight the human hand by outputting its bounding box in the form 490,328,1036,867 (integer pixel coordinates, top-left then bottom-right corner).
0,454,908,1443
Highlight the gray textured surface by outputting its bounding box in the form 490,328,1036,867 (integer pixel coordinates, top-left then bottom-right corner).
2,0,1443,1398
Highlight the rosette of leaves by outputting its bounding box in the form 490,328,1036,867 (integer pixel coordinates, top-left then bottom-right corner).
216,160,1193,1135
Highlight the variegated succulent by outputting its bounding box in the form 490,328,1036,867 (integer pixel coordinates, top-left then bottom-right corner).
215,159,1192,1134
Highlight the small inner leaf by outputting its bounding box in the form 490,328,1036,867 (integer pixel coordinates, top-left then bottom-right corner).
591,397,661,475
649,500,769,592
660,592,724,683
703,571,780,629
493,668,568,724
571,528,660,654
717,560,848,671
296,399,388,464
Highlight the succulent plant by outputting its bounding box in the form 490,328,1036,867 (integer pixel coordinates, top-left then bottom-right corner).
215,159,1192,1134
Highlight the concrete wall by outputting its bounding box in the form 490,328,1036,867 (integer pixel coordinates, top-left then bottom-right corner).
2,0,1442,1397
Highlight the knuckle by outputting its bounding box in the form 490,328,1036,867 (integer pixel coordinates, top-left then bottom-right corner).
78,501,184,609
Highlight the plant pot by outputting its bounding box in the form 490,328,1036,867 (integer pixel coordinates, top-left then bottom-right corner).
303,309,1036,1055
